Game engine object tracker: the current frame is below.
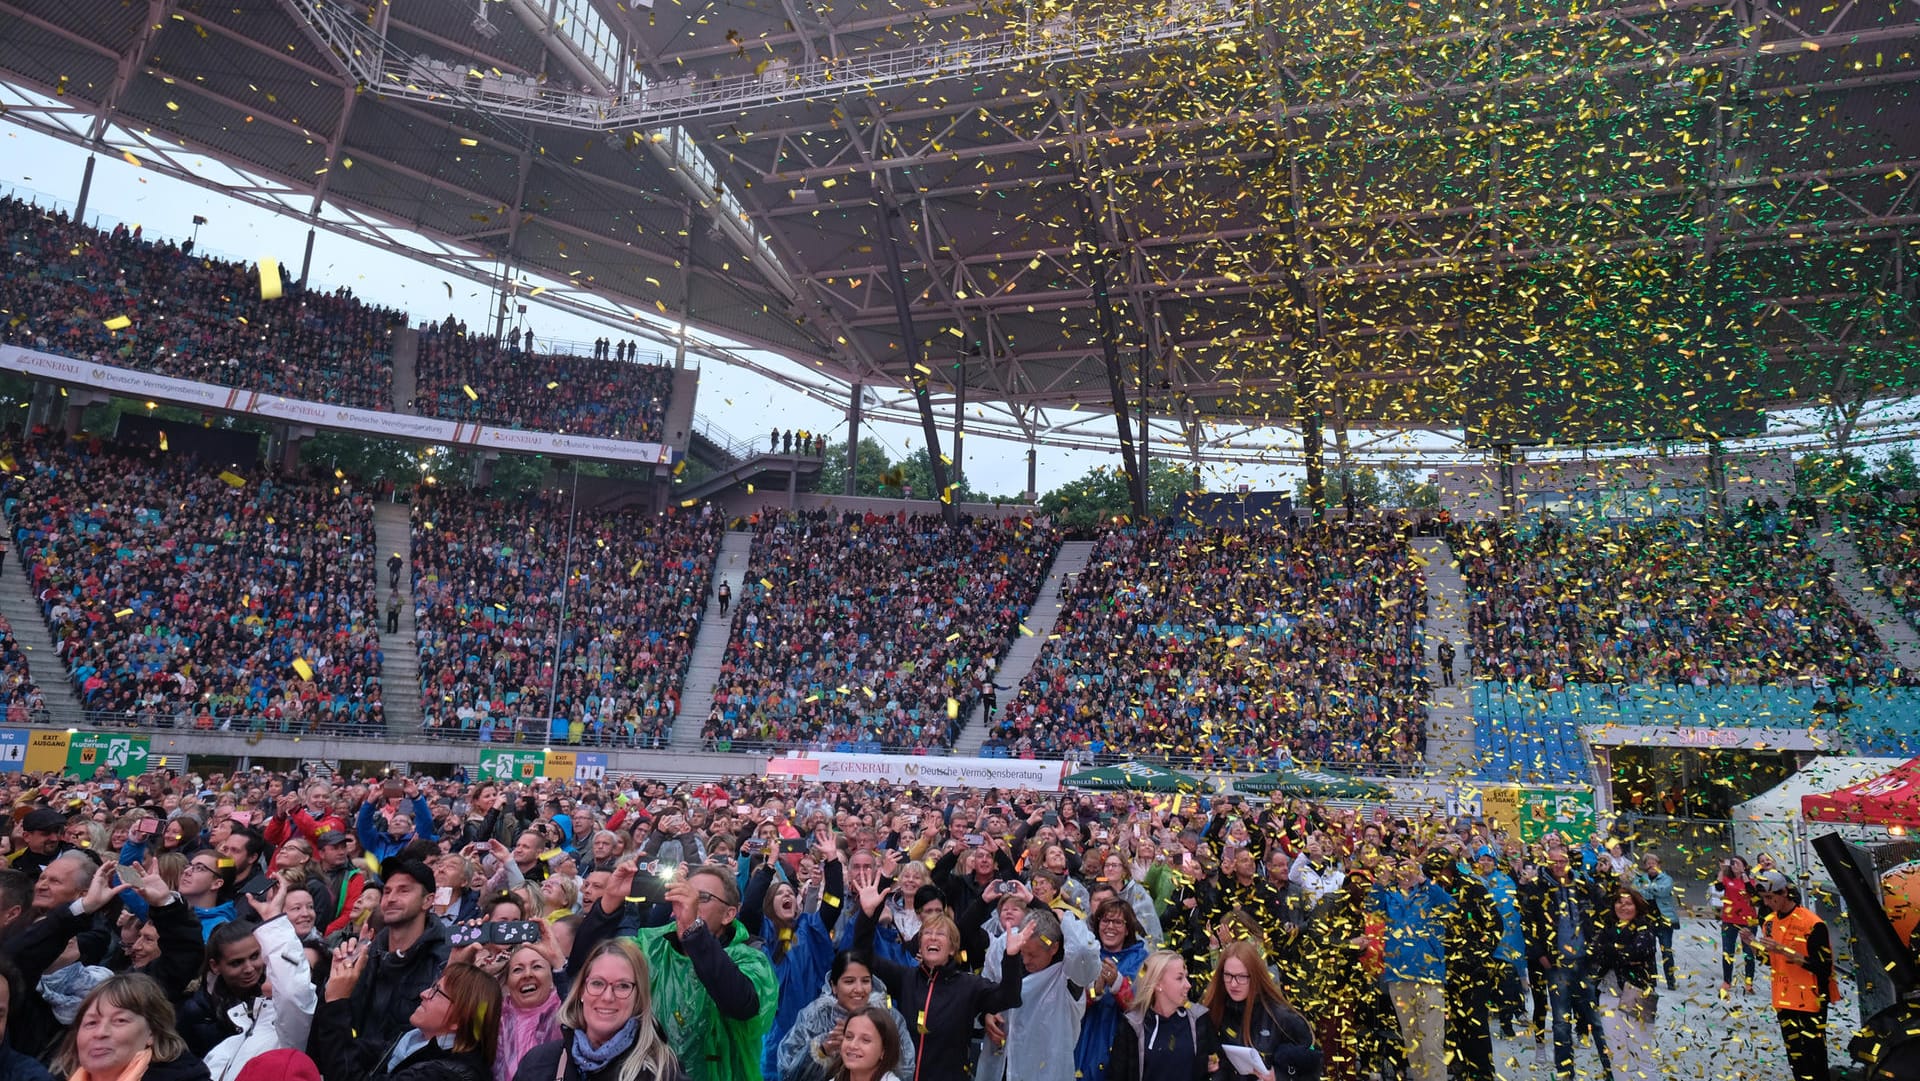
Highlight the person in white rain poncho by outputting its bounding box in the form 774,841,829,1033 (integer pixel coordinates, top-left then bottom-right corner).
202,889,317,1081
974,905,1100,1081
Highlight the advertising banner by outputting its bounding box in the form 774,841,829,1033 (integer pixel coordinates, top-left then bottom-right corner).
766,752,1066,791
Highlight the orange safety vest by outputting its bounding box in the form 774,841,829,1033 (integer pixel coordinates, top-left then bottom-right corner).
1762,905,1838,1013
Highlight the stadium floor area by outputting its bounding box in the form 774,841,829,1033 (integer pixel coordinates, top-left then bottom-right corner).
1488,915,1859,1080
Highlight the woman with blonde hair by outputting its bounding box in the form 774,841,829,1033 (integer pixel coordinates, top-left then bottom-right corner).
49,972,209,1081
1106,950,1214,1081
512,939,683,1081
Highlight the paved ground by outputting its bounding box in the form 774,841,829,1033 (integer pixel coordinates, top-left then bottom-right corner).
1481,916,1859,1080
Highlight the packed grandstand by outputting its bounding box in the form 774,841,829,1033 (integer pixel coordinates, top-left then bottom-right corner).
0,105,1913,783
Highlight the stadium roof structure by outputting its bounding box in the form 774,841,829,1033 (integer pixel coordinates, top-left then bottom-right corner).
1,0,1918,460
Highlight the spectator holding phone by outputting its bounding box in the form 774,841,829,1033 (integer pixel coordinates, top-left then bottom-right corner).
571,861,775,1081
346,859,451,1047
491,937,565,1081
310,952,497,1081
743,832,844,1077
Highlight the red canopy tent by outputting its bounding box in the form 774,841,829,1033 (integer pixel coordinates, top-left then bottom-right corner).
1802,758,1920,826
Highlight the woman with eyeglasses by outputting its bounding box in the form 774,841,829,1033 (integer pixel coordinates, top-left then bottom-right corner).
309,948,498,1081
1076,899,1151,1081
569,862,775,1081
512,939,683,1081
1202,941,1320,1081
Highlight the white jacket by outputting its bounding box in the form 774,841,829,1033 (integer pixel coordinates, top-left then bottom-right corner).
975,915,1101,1081
1291,853,1346,907
204,916,317,1081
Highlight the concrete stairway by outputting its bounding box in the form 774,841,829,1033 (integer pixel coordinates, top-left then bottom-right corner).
950,540,1097,756
373,502,423,734
390,327,420,414
1414,537,1476,781
0,552,87,715
1813,520,1920,673
671,530,755,749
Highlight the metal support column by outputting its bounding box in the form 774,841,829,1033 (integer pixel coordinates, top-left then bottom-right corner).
873,194,955,524
298,227,317,287
1291,340,1325,520
674,204,695,371
1497,444,1518,520
1027,445,1038,503
74,155,97,224
952,369,966,499
845,384,863,497
1081,194,1146,519
1708,439,1728,519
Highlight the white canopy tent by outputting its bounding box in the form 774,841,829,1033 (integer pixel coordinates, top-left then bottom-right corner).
1729,756,1909,882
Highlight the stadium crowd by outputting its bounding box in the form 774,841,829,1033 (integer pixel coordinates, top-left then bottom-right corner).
1,434,388,733
979,520,1429,769
1451,515,1895,687
0,765,1839,1081
699,511,1060,752
0,611,49,723
414,326,675,442
0,195,400,411
409,489,724,747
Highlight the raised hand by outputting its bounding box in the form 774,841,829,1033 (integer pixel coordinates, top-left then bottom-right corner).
326,937,367,1001
1003,919,1034,956
665,879,699,935
246,880,286,922
816,831,841,864
604,860,639,912
80,860,120,914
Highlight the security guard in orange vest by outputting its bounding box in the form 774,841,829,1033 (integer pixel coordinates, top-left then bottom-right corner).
1740,870,1836,1081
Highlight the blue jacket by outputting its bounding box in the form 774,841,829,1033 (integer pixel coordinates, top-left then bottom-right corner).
355,796,438,865
0,1045,53,1081
1479,869,1529,967
759,909,839,1079
1371,882,1455,983
1075,939,1149,1081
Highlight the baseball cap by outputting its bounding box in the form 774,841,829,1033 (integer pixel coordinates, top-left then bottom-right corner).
315,829,351,847
1757,870,1793,893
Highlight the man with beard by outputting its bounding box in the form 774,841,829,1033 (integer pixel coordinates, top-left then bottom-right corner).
6,809,74,880
345,858,449,1047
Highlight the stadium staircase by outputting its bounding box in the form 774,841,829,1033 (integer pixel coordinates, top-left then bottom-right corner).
950,539,1097,756
670,530,755,749
1813,519,1920,673
390,327,420,414
1413,537,1477,781
0,554,87,717
678,418,823,502
374,501,423,734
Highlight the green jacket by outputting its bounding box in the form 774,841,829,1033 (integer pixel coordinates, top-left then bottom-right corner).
636,919,778,1081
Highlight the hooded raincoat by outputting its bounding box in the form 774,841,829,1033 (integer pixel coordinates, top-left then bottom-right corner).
974,915,1101,1081
636,918,779,1081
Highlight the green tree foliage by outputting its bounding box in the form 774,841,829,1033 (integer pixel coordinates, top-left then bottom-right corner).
1295,465,1438,508
1039,460,1199,530
810,437,894,497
